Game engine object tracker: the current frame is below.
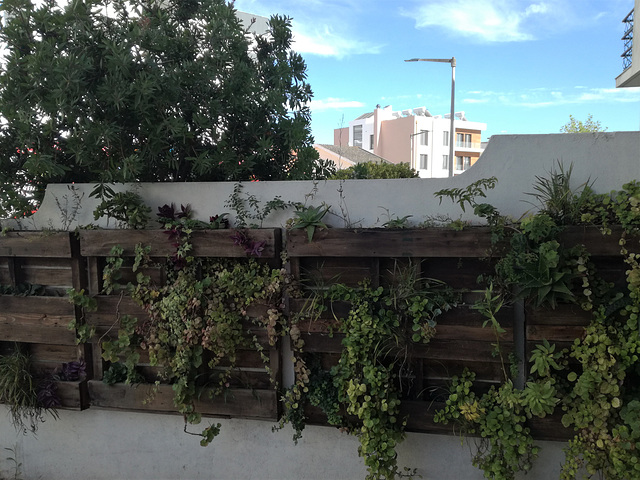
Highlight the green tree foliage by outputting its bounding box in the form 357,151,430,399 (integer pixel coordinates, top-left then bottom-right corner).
330,162,418,180
559,114,607,133
0,0,322,216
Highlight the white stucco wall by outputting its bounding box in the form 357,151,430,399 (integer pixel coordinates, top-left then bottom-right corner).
11,131,640,232
1,132,639,479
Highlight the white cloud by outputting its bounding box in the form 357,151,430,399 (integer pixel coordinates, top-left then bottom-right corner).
461,86,640,107
233,0,382,58
310,98,366,112
291,23,383,58
402,0,562,43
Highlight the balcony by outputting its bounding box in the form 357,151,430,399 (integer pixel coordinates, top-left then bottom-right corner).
455,140,483,149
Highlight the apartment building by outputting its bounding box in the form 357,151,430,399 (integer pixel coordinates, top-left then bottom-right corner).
334,105,487,178
616,1,639,87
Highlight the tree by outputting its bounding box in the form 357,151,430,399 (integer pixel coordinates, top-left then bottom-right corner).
559,114,607,133
330,162,418,180
0,0,322,216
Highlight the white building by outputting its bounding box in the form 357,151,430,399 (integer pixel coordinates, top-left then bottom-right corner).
334,105,487,178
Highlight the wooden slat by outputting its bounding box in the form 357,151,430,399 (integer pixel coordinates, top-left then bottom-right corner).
30,344,77,364
80,229,279,258
56,380,89,410
0,296,76,344
287,228,499,258
0,232,72,257
88,381,277,419
558,226,635,256
18,258,73,287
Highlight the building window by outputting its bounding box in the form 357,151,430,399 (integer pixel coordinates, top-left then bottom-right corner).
463,156,471,170
443,131,449,146
369,134,374,150
456,156,463,170
456,133,472,148
353,125,362,147
442,155,449,169
420,154,428,169
420,130,428,146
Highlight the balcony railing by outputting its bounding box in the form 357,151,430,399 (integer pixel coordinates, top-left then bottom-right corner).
455,141,482,149
622,9,634,71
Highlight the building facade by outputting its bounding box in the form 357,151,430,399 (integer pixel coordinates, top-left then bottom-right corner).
616,1,639,88
334,105,486,178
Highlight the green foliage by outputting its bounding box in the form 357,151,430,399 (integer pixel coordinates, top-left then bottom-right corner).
67,288,98,344
559,114,607,133
283,265,456,479
525,161,595,225
289,204,330,242
0,0,320,214
379,208,412,229
493,214,596,309
94,235,286,444
434,370,540,480
93,189,151,229
0,345,58,434
434,177,498,213
529,339,563,378
559,306,640,479
0,283,46,296
225,183,295,228
330,162,418,180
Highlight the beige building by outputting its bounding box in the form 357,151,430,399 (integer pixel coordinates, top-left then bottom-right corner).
334,105,486,178
616,1,639,87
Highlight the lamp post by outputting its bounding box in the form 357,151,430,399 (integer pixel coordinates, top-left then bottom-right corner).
404,57,456,177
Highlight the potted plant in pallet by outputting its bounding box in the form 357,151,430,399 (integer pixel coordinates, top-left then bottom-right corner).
72,203,286,444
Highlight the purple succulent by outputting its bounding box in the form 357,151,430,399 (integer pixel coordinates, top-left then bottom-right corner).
37,380,61,408
58,360,86,381
245,240,266,257
157,203,176,221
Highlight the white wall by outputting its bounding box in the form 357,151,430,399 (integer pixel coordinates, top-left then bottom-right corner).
13,132,640,232
2,132,639,479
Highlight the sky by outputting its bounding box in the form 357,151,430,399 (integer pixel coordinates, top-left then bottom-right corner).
233,0,640,144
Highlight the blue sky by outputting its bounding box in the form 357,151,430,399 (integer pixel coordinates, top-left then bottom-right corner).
234,0,640,144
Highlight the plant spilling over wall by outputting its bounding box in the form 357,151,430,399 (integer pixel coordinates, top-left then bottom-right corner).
279,261,457,480
431,165,640,479
0,344,59,434
70,205,286,445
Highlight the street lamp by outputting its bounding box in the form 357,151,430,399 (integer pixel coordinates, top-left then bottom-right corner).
404,57,456,177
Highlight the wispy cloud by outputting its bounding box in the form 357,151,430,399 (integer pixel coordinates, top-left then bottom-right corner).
233,0,382,58
310,98,366,112
462,86,640,107
401,0,573,43
291,23,383,58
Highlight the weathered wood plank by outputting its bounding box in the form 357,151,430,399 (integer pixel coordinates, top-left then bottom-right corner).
0,296,76,344
30,344,77,363
0,296,74,317
287,228,498,258
558,226,636,256
88,381,277,419
19,258,73,287
0,324,76,345
0,232,73,258
56,380,89,410
80,229,279,258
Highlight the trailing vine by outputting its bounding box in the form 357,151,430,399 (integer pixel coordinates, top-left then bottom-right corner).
69,204,287,445
280,263,457,480
434,169,640,479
